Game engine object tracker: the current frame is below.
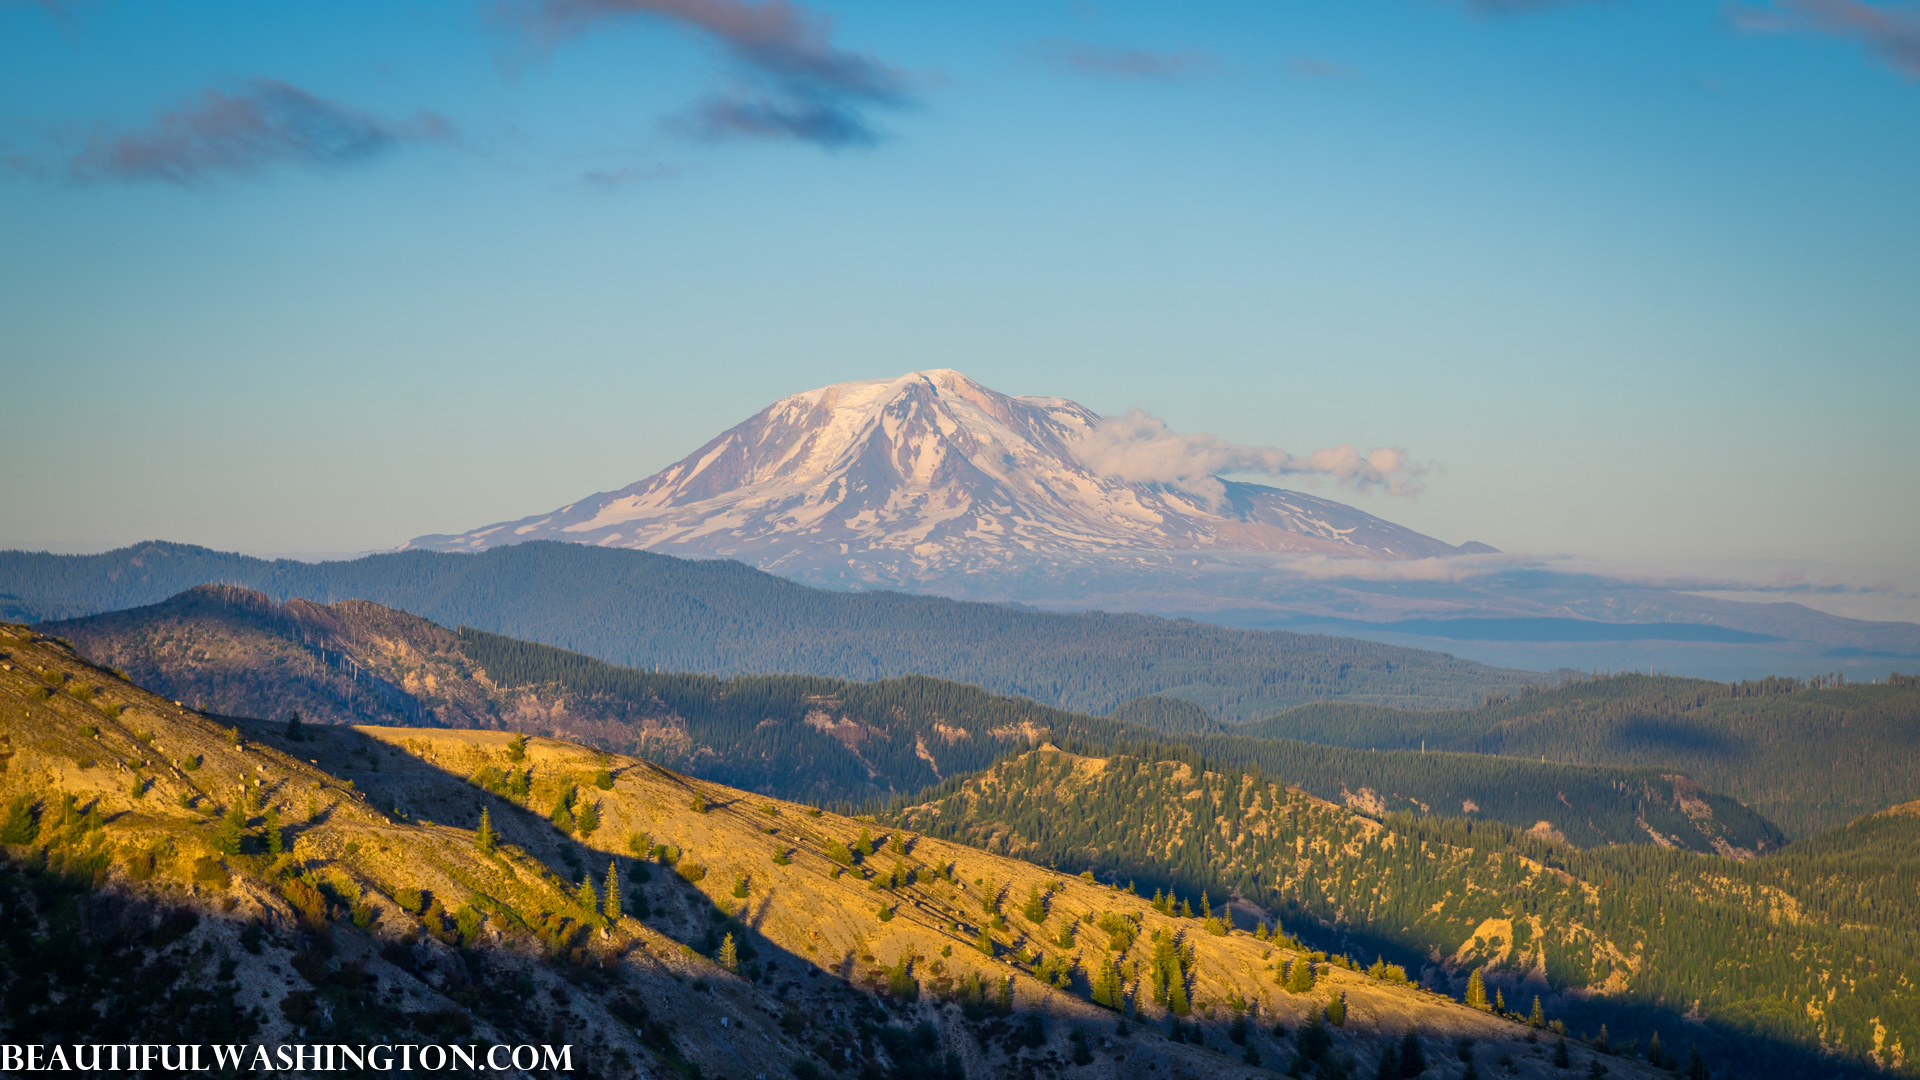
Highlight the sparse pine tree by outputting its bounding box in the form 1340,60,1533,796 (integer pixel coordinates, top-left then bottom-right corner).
1465,968,1489,1011
1529,996,1546,1030
265,807,283,855
1592,1025,1609,1054
982,878,999,915
506,733,527,762
1255,921,1271,942
1685,1043,1708,1080
1200,891,1210,919
285,712,304,742
733,874,750,899
1151,888,1166,912
1023,884,1047,922
549,788,576,834
1168,968,1190,1016
888,832,906,855
1553,1037,1571,1069
215,803,247,856
575,875,599,919
574,798,600,837
1374,1041,1401,1080
855,827,874,857
976,925,995,956
717,932,738,973
1494,988,1506,1015
1286,956,1316,994
475,807,496,855
1399,1029,1427,1077
604,861,622,921
1646,1032,1665,1069
1179,898,1194,919
1327,991,1347,1027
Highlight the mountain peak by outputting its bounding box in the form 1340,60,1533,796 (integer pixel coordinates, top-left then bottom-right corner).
405,371,1480,584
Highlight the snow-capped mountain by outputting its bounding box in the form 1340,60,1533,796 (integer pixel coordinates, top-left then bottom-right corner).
405,370,1489,586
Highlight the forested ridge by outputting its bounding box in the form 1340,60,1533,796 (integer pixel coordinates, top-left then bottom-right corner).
892,747,1920,1078
7,539,1535,718
43,586,1765,854
1248,672,1920,837
460,628,1774,855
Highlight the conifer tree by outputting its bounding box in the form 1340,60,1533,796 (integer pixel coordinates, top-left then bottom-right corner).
1168,968,1191,1016
1152,888,1166,912
1023,884,1047,922
1592,1025,1609,1054
475,807,496,855
1465,968,1489,1011
1255,921,1270,942
976,925,995,956
1374,1041,1401,1080
575,875,599,918
1327,991,1347,1027
1553,1037,1571,1068
1399,1029,1426,1077
1179,898,1194,918
1529,996,1546,1030
265,807,283,855
604,861,622,921
285,712,304,742
855,827,874,857
1091,954,1121,1009
574,798,600,837
1685,1044,1708,1080
733,873,750,898
550,788,576,834
718,932,738,972
1646,1032,1665,1069
1286,956,1316,994
888,833,906,855
215,803,247,856
1494,988,1506,1015
1200,891,1210,918
506,732,527,762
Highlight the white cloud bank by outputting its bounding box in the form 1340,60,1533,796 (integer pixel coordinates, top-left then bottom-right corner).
1069,410,1426,504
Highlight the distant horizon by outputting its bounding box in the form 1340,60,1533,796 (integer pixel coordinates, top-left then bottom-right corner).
4,4,1916,623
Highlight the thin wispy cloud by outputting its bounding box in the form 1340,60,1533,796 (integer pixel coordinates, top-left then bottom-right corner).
1070,410,1427,506
69,80,450,184
1730,0,1920,79
504,0,913,149
1039,40,1218,80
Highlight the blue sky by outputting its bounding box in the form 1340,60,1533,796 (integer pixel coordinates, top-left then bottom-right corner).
2,0,1917,619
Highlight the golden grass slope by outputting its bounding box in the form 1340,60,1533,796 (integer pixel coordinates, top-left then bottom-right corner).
1,623,1661,1079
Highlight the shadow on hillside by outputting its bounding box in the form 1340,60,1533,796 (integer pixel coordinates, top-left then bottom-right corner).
231,719,873,1001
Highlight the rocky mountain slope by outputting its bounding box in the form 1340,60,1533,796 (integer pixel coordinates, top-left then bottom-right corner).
404,370,1485,577
37,585,1778,853
0,624,1643,1080
895,747,1918,1078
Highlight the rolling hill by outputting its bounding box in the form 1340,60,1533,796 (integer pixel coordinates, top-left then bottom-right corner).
2,540,1537,720
1245,673,1920,838
0,622,1633,1080
892,746,1920,1078
38,585,1777,854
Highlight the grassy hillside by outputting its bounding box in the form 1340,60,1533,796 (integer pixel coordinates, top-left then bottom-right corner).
1246,672,1920,837
0,624,1628,1080
43,586,1774,854
893,747,1920,1078
6,539,1539,718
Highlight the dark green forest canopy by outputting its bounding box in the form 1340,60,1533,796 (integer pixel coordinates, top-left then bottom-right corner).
891,747,1920,1079
3,539,1536,718
460,628,1777,854
1247,672,1920,837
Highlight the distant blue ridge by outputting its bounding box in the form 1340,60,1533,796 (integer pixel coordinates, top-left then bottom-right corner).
1303,617,1781,644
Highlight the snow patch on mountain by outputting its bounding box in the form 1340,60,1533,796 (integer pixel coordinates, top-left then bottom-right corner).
404,369,1486,583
